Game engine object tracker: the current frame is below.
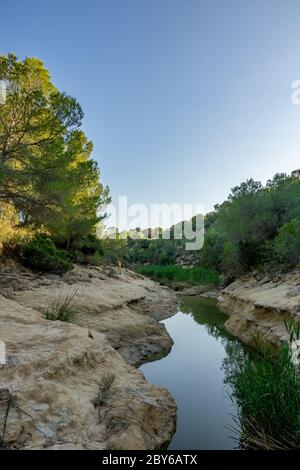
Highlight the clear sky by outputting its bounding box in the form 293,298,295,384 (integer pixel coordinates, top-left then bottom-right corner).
2,0,300,216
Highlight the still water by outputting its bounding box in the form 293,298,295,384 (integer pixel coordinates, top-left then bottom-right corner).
140,296,244,450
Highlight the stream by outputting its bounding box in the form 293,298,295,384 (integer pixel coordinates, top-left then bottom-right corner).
140,295,245,450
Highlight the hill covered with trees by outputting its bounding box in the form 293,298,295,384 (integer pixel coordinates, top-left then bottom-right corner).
199,171,300,279
115,171,300,283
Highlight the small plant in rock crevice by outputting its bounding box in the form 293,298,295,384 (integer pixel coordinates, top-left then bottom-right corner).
92,374,115,409
44,288,78,322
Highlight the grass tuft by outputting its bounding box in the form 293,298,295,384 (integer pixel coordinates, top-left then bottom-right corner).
44,288,78,322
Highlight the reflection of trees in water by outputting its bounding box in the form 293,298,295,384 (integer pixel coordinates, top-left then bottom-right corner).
180,296,246,448
180,296,239,343
181,296,230,340
221,341,247,449
222,341,246,381
182,295,285,449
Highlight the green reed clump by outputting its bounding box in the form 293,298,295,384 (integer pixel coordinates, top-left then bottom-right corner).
45,288,78,322
228,336,300,449
135,264,219,285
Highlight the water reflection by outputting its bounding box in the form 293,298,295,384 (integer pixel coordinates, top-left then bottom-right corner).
141,296,245,450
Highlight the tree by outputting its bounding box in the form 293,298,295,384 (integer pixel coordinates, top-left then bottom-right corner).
0,54,109,245
199,172,300,277
43,130,110,248
0,54,80,213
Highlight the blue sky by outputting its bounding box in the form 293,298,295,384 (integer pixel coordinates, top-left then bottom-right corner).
2,0,300,216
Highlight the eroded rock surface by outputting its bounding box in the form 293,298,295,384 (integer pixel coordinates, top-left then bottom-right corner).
0,262,177,449
1,262,178,365
218,271,300,347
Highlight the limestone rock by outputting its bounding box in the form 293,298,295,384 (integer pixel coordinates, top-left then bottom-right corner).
4,264,178,366
0,294,176,449
218,271,300,347
0,263,178,449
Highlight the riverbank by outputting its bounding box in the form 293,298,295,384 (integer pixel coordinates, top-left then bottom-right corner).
2,258,297,450
0,260,178,449
218,271,300,348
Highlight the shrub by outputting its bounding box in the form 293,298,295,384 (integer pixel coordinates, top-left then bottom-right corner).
220,242,244,277
91,250,103,266
71,234,103,256
73,250,85,264
19,235,73,273
272,219,300,270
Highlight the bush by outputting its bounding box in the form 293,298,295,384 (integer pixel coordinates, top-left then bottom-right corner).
70,234,103,256
72,250,85,264
272,219,300,270
220,242,244,278
19,235,73,273
91,250,103,266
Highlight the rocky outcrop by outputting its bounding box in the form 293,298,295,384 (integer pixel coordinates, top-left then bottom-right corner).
0,262,178,449
218,271,300,347
0,262,178,366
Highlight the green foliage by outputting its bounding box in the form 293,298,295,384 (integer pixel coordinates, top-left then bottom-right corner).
124,237,180,265
70,234,103,256
271,219,300,270
227,338,300,449
199,172,300,277
19,235,72,273
220,242,243,278
45,288,77,322
0,203,35,245
0,53,110,254
108,222,201,268
98,238,127,266
115,172,300,278
90,250,103,266
136,264,219,285
0,54,82,216
285,318,300,343
196,227,223,271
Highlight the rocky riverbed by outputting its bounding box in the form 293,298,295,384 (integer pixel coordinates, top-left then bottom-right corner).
0,260,178,449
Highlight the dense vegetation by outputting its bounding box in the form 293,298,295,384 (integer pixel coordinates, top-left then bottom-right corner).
136,264,219,286
120,172,300,282
18,235,72,273
0,54,109,271
199,172,300,279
